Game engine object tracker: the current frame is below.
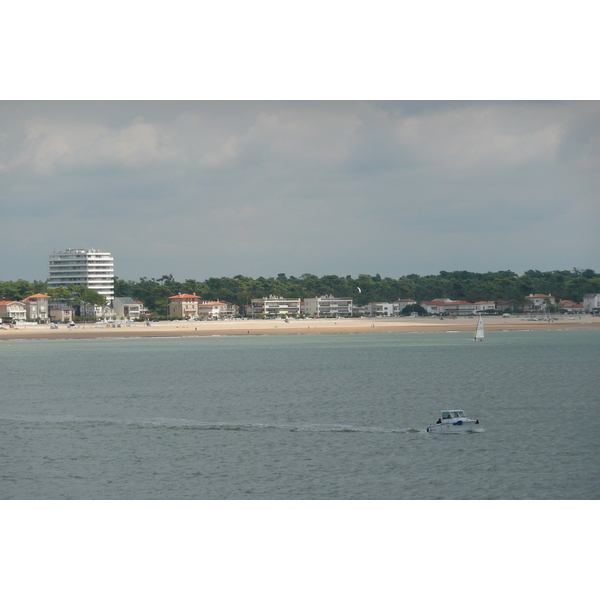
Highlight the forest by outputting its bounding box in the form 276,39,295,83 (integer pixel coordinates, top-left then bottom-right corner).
1,269,599,317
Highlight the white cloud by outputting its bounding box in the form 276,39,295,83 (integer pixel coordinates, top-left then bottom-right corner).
1,117,183,175
393,104,566,172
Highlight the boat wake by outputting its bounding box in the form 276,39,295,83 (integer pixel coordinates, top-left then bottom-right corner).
138,418,420,434
2,414,421,434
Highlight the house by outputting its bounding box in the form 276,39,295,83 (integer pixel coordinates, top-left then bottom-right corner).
419,299,454,314
303,295,353,317
0,300,27,322
197,301,239,320
113,297,144,320
79,301,115,320
48,300,74,322
135,301,149,319
583,293,600,314
393,299,417,315
420,299,496,316
22,293,51,322
495,299,524,313
251,296,301,318
525,294,556,311
168,294,201,318
473,301,496,313
559,300,584,314
362,302,394,317
438,301,486,316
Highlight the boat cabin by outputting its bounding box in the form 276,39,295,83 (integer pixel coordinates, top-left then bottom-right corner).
441,410,465,420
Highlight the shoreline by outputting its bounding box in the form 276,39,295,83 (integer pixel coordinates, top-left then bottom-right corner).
1,316,599,341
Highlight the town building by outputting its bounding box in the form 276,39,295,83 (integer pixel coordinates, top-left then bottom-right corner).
0,301,27,323
473,301,497,313
22,294,51,322
113,297,145,320
420,299,496,315
303,295,353,317
525,294,556,311
168,294,201,318
393,299,418,315
495,299,524,313
583,293,600,314
197,301,239,320
559,300,584,314
48,248,115,302
362,302,395,317
48,300,74,322
419,298,454,314
79,301,115,320
250,296,301,318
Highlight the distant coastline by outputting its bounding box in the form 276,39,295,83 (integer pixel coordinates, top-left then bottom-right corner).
2,315,599,341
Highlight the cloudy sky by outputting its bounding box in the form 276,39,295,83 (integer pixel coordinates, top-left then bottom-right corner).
1,100,598,282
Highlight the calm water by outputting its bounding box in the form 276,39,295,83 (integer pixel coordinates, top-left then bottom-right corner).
1,330,598,499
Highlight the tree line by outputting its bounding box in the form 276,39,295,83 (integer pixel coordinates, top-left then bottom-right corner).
2,269,598,317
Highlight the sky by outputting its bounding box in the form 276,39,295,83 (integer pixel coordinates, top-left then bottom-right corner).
1,4,598,284
2,100,598,283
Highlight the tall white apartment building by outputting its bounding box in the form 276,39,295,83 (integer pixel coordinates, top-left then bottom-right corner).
48,248,115,302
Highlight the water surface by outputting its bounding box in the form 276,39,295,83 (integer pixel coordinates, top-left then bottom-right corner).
1,330,598,499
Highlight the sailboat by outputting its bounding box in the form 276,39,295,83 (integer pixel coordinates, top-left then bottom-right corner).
472,315,484,341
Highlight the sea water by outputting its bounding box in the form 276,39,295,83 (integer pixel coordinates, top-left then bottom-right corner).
1,330,598,499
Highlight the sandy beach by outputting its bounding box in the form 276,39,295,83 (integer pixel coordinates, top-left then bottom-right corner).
1,315,599,340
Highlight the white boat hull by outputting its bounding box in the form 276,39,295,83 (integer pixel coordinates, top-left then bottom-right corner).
427,419,478,434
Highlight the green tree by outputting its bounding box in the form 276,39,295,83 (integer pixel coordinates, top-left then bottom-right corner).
48,286,71,300
79,287,107,306
401,303,427,316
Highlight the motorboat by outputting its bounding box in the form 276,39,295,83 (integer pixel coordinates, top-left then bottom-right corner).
427,410,480,433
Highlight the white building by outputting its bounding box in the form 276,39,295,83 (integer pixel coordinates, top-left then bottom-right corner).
113,297,144,320
197,301,239,320
420,299,496,315
0,301,27,322
80,301,115,320
49,248,115,302
473,301,496,313
251,296,301,318
393,299,418,315
525,294,556,310
419,299,454,315
303,295,353,317
583,293,600,313
362,302,395,317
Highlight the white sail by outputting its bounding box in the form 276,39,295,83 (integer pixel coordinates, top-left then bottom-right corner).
474,316,484,341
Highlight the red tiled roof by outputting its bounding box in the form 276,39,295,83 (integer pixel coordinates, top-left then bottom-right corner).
169,294,200,299
22,294,51,301
423,300,462,306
